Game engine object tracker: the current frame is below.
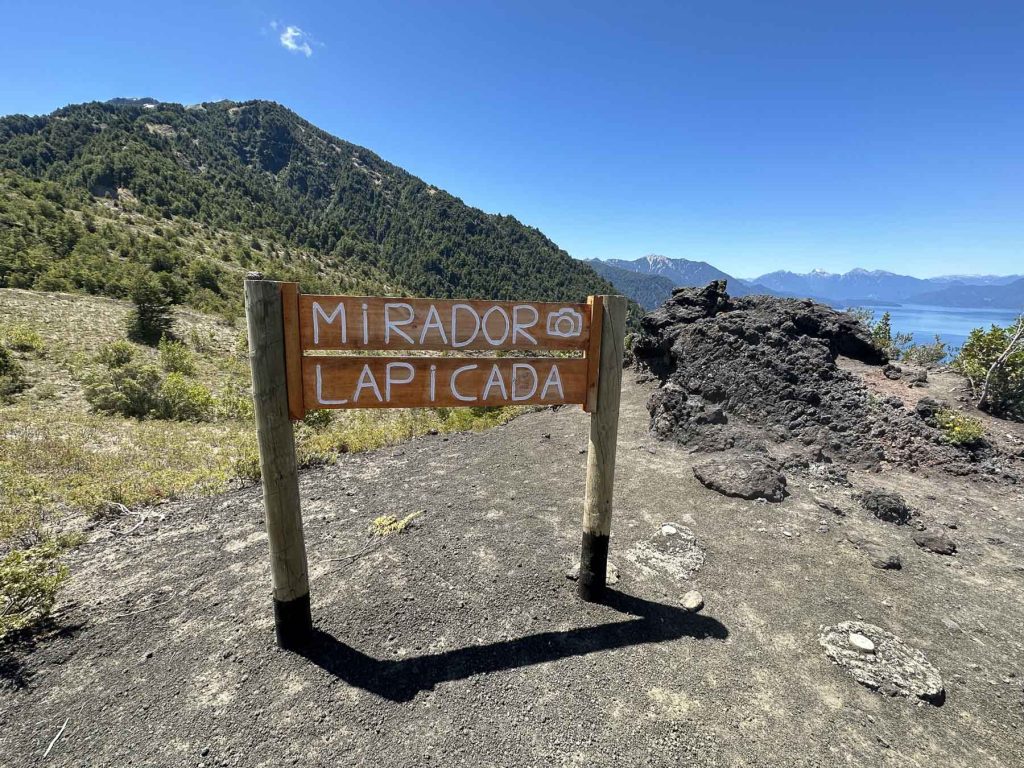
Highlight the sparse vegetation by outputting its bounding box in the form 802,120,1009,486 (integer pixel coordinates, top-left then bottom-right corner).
869,311,914,360
935,408,986,445
0,323,45,354
900,335,948,367
850,308,948,366
155,373,214,421
953,317,1024,420
0,344,27,401
0,539,70,641
158,337,196,375
369,512,422,537
0,289,529,641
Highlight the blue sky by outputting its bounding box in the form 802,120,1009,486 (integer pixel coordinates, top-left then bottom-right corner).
2,1,1022,278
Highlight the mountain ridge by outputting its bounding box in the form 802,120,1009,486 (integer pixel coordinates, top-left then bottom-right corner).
590,257,1021,309
0,98,623,315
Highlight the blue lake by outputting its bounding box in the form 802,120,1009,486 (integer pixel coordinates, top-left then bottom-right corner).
853,303,1021,351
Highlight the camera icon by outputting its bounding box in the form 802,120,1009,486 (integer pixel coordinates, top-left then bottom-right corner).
546,307,584,338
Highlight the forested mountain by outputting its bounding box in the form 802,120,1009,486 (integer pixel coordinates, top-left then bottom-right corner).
0,98,620,315
585,259,675,309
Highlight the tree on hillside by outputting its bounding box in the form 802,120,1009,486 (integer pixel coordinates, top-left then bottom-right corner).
126,277,174,345
954,315,1024,420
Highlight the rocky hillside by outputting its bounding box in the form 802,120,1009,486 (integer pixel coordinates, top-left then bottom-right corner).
0,99,619,312
633,282,1021,479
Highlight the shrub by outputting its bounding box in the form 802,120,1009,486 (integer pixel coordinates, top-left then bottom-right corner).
216,382,254,421
95,339,136,369
0,345,28,402
1,324,45,354
126,278,174,346
302,409,333,430
0,539,69,641
935,409,985,445
900,335,947,367
84,361,162,418
953,319,1024,420
870,312,913,359
158,337,196,375
156,373,214,421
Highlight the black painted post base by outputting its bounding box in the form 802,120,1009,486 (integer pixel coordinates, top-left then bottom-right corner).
577,531,610,602
273,592,313,649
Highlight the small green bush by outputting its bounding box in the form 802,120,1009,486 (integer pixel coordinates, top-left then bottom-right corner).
156,373,214,421
935,409,985,445
901,335,947,367
158,337,196,375
0,345,28,401
1,324,45,354
95,339,137,369
84,361,162,418
302,409,334,430
0,539,69,640
216,382,254,421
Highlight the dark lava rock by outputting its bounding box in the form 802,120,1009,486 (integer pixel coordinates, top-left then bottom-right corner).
860,490,914,525
883,364,903,380
914,532,957,555
633,282,1015,479
692,454,787,502
915,397,944,420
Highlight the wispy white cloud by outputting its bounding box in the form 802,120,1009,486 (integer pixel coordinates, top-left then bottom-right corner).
279,25,313,57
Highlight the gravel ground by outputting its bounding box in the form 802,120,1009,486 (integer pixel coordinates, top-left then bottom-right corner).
2,377,1023,767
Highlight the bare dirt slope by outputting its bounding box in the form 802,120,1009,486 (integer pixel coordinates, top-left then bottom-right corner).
3,377,1024,767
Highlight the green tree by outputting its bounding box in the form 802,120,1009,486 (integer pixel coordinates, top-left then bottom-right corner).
126,277,173,345
954,317,1024,419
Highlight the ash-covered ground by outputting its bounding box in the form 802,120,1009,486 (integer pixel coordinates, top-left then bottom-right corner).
3,283,1024,767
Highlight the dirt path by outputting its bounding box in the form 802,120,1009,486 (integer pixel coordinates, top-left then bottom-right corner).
2,377,1023,767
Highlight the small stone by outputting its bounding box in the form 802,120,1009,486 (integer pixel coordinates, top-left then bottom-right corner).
681,590,704,613
849,632,875,654
661,524,678,536
914,532,957,555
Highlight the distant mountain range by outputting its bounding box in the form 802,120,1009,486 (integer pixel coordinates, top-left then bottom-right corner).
587,255,781,309
587,256,1023,311
751,268,1023,306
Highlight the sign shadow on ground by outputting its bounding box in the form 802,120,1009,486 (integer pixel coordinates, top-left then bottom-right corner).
295,590,729,702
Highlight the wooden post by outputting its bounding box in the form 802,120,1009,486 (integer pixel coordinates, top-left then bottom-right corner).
578,294,627,601
244,277,313,648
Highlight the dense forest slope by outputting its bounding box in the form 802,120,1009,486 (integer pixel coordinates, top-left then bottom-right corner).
0,98,618,313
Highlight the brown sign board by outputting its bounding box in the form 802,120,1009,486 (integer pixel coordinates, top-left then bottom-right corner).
281,286,604,418
297,295,592,352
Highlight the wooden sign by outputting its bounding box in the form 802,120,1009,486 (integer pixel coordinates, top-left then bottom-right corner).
245,278,626,650
278,286,604,419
